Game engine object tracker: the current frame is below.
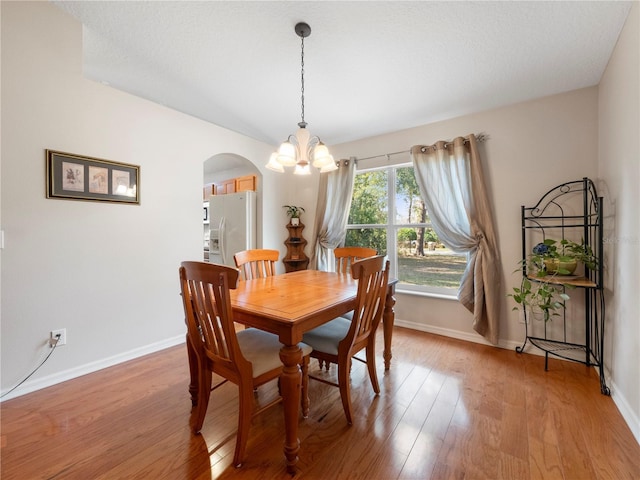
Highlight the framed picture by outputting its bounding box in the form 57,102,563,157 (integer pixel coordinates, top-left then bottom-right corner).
46,150,140,204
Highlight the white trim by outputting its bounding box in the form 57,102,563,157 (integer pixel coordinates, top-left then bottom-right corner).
0,335,185,402
3,322,638,446
393,318,639,446
395,287,458,301
610,376,640,445
393,317,527,351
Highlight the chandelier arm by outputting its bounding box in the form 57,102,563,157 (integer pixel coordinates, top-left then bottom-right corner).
307,136,320,147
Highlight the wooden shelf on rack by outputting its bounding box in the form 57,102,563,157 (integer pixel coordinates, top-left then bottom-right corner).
526,274,597,288
283,222,309,272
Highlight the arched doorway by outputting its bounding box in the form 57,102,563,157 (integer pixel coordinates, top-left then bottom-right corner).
202,153,263,262
203,153,259,187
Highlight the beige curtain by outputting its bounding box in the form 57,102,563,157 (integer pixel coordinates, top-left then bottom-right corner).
310,159,356,271
411,135,501,344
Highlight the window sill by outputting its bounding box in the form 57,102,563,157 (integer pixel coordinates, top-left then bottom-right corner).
395,287,458,301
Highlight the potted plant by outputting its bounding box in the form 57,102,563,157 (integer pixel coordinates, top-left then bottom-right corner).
508,238,597,322
283,205,305,225
527,238,597,277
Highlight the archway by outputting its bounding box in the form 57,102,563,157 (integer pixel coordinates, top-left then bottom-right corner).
202,153,263,261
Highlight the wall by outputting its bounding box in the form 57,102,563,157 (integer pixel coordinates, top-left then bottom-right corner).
0,1,289,398
2,1,636,440
322,13,640,436
328,87,600,348
328,81,639,438
598,1,640,441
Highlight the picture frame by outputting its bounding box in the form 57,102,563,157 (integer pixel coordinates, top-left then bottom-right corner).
46,150,140,204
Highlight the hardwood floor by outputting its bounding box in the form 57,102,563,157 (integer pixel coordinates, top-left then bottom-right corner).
1,327,638,479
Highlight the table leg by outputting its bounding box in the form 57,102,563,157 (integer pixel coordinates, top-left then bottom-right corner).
186,333,199,407
279,344,303,474
383,286,396,371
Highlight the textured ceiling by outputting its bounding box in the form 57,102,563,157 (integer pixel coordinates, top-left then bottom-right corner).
53,1,632,150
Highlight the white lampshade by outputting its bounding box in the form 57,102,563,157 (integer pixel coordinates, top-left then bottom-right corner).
277,141,297,166
266,152,285,172
320,159,338,172
293,162,311,175
312,143,332,168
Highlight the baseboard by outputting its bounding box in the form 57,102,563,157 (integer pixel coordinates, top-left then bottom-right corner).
609,376,640,444
394,318,640,446
4,322,639,446
0,335,185,402
393,318,532,353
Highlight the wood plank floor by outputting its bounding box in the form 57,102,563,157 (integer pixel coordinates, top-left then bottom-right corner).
1,327,638,479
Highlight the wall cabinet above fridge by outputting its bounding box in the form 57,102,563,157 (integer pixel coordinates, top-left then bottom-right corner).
203,174,256,199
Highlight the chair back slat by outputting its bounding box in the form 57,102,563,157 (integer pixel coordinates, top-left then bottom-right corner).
180,261,248,376
346,255,389,347
334,246,377,274
234,249,279,280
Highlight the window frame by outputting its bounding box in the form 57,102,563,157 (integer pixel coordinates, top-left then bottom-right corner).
345,162,465,296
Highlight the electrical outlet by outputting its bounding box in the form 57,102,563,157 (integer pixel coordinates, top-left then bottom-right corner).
50,328,67,347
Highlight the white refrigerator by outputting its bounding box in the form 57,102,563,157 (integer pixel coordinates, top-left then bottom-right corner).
208,191,257,266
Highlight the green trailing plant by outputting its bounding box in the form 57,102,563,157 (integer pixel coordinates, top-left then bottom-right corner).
283,205,305,218
508,238,597,322
527,238,597,276
508,276,570,322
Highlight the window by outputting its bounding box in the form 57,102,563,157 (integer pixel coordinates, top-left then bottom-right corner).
345,164,467,295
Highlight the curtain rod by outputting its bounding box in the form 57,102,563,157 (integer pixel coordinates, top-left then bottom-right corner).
354,150,409,163
354,133,488,162
419,132,489,153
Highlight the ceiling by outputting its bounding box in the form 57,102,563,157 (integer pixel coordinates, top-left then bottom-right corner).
53,1,631,152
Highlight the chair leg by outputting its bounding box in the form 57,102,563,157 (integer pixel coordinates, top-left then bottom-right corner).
366,343,380,394
193,367,212,434
301,355,310,418
233,381,254,468
337,357,353,425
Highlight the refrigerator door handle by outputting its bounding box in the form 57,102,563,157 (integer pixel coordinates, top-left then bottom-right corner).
219,217,226,264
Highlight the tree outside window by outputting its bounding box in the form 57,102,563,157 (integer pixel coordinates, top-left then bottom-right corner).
345,165,467,293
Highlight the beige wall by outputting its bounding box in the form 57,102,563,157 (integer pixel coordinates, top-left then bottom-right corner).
329,87,599,348
0,1,288,396
2,0,637,442
597,1,640,441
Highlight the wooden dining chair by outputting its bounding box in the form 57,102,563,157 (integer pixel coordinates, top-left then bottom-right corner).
302,255,390,425
334,246,377,274
234,249,279,280
179,261,312,467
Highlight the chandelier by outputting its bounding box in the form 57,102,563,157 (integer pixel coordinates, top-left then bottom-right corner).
266,22,337,175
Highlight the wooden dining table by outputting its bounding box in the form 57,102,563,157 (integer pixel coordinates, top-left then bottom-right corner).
186,269,397,473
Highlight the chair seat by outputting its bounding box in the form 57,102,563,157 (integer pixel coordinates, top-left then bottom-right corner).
302,317,351,356
238,328,312,377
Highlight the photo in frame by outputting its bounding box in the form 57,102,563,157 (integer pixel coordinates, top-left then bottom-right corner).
46,150,140,204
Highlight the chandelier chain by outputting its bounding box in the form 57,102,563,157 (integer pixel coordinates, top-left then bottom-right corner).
300,35,305,125
266,22,336,175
